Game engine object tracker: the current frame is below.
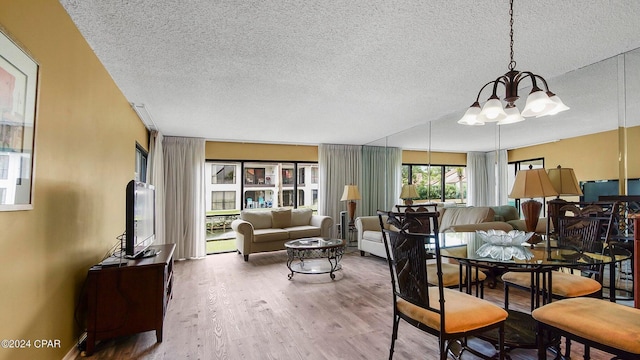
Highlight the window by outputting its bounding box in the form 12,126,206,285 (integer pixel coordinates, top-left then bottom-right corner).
0,155,8,179
311,167,318,184
206,161,318,212
282,190,294,207
245,168,265,185
0,188,5,203
135,143,148,183
211,191,236,210
403,164,467,204
212,165,235,184
282,168,294,185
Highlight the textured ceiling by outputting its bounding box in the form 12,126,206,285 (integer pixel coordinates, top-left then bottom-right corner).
59,0,640,152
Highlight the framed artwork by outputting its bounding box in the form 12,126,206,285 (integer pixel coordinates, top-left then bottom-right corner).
0,29,38,211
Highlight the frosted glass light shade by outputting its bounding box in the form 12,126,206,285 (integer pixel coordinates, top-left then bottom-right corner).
497,105,525,125
457,104,484,125
479,98,507,122
521,89,555,117
538,94,570,117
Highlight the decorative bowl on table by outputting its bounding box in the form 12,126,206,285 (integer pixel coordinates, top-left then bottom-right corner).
475,229,535,261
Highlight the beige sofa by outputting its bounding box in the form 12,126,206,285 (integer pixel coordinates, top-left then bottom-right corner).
356,206,514,258
231,208,333,261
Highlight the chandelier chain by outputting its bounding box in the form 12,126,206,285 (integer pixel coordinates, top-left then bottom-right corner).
508,0,516,71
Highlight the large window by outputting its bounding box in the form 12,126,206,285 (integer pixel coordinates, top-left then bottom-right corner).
211,191,236,210
402,164,467,204
205,161,319,213
212,165,235,184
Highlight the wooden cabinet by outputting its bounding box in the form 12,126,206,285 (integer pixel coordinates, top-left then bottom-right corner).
84,243,175,355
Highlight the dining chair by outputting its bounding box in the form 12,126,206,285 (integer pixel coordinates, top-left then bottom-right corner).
377,210,507,360
395,205,488,297
502,202,617,358
502,202,616,311
533,297,640,359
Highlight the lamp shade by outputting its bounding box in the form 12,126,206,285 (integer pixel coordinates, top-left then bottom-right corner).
509,167,558,199
547,165,583,196
340,185,361,201
400,184,419,200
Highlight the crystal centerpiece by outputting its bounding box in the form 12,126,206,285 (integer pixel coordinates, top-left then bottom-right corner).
475,229,535,261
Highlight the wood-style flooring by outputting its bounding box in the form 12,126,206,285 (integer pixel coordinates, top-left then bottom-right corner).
75,247,620,359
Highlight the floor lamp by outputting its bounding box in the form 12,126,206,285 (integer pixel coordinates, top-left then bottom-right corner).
340,185,361,227
509,165,558,245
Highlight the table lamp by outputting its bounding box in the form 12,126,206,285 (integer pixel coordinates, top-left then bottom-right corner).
546,165,583,233
399,184,419,205
509,165,558,243
340,184,361,226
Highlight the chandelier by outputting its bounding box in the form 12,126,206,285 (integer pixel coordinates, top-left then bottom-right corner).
458,0,569,126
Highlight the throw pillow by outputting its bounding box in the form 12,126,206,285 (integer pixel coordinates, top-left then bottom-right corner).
271,209,292,228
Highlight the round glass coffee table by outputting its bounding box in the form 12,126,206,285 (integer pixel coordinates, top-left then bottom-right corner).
285,238,344,279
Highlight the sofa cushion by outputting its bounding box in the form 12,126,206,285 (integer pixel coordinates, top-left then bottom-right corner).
241,210,272,229
271,208,292,228
440,207,494,231
363,230,383,243
252,228,290,243
285,225,321,239
291,208,313,226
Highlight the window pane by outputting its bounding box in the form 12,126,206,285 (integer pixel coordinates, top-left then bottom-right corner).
211,191,236,210
0,155,8,179
212,164,235,184
206,162,241,213
444,166,466,205
411,165,442,202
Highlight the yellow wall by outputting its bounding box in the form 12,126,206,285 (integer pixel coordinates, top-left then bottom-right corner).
206,142,467,165
402,150,466,165
625,125,640,179
0,1,147,359
508,130,620,182
206,142,318,161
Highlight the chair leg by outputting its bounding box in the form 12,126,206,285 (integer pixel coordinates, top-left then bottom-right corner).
389,315,400,360
504,283,510,310
565,337,572,358
536,322,547,360
439,339,447,360
498,324,505,360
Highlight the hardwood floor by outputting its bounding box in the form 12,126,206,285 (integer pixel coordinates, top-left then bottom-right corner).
76,248,619,359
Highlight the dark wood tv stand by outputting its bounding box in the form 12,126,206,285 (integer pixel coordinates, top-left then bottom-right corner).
84,243,175,356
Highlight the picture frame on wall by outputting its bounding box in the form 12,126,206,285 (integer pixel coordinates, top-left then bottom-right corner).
0,29,38,211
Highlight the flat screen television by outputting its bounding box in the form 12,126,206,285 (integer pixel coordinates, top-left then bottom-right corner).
125,180,156,258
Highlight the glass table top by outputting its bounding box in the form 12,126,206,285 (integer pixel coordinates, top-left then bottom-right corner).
431,232,629,268
285,237,344,249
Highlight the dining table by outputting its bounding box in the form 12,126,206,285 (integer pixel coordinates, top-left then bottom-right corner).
431,231,631,352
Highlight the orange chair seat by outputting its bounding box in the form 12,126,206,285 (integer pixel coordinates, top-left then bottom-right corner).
397,287,507,334
427,262,486,288
532,297,640,354
502,270,601,297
